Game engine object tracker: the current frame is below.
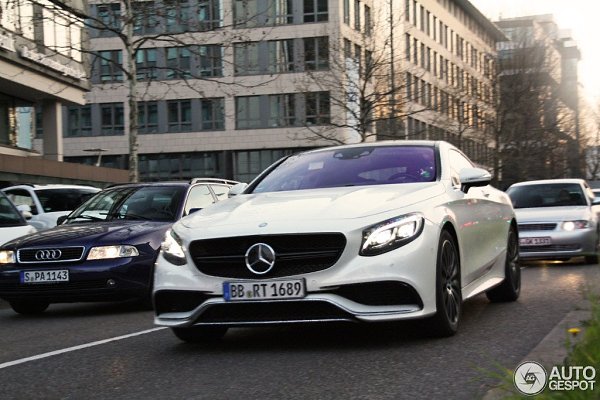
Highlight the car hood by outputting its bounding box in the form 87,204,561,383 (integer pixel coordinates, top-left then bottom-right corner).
181,183,445,229
514,206,590,223
2,221,172,249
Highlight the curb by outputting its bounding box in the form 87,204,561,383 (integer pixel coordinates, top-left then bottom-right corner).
482,309,591,399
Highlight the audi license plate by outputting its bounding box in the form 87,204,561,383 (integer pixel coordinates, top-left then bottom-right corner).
20,270,69,284
519,237,552,246
223,279,305,302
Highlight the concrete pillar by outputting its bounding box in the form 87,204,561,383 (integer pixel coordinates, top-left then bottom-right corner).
42,100,63,161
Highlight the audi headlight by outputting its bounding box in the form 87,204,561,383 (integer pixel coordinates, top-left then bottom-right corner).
87,245,139,260
161,229,186,266
361,214,424,256
0,250,15,264
561,220,591,231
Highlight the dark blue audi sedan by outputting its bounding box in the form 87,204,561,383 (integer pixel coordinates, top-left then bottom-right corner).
0,179,237,314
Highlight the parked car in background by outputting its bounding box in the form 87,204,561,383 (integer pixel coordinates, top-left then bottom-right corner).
0,178,238,315
0,191,36,245
2,184,100,231
154,141,519,342
506,179,600,263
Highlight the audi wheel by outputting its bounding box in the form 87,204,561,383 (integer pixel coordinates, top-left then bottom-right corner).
10,300,49,315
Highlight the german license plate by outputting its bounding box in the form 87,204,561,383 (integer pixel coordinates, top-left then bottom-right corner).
223,279,306,302
20,270,69,284
519,237,552,246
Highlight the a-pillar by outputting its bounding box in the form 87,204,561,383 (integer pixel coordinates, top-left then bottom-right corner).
42,100,63,161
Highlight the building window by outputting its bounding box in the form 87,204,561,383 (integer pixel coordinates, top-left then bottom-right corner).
66,106,92,137
304,36,328,71
198,0,222,30
303,0,328,23
364,5,371,36
234,0,259,28
236,96,261,129
95,50,122,83
354,0,360,30
344,0,350,25
344,39,352,60
133,1,157,35
305,91,330,125
234,0,292,27
167,100,192,132
100,103,124,135
200,98,225,130
165,0,190,33
138,102,158,134
266,0,294,25
199,45,223,76
268,94,296,127
166,47,191,79
96,3,120,33
268,39,295,73
136,48,157,81
234,42,260,75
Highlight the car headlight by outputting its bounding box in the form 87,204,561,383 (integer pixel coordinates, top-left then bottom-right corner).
161,229,186,266
561,220,591,231
87,245,139,260
0,250,15,264
360,214,424,256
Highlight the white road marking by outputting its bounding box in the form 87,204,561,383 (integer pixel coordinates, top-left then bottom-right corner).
0,327,167,370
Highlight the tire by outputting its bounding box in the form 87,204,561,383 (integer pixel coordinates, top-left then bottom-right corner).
486,225,521,302
428,230,462,337
585,255,599,264
10,300,49,315
172,326,228,343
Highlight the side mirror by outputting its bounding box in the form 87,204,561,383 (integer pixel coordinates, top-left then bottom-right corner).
459,167,492,193
187,208,202,215
56,215,68,225
592,198,600,206
228,182,248,198
17,205,33,220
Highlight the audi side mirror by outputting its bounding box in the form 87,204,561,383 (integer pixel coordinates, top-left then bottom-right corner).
57,215,68,225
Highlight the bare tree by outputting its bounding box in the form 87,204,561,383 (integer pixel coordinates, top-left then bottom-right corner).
494,21,578,187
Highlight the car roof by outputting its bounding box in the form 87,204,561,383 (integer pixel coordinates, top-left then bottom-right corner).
509,179,587,188
298,140,441,156
2,184,100,190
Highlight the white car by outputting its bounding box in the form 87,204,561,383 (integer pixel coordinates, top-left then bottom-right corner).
506,179,600,263
2,184,100,231
0,191,36,245
154,141,519,342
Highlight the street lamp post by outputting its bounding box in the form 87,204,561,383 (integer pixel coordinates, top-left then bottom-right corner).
83,148,108,167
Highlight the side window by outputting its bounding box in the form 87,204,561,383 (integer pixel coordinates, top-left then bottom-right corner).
184,185,216,215
4,189,38,215
448,150,474,187
210,185,230,201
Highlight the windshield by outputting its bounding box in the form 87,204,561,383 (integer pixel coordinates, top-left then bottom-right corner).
66,186,185,223
507,183,588,209
36,188,99,212
0,194,26,227
252,146,437,193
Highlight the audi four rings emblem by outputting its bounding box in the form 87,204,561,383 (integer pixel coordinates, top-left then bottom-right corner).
35,249,62,261
245,243,276,275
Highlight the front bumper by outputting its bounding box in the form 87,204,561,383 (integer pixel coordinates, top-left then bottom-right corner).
153,224,441,328
0,256,154,303
518,228,598,260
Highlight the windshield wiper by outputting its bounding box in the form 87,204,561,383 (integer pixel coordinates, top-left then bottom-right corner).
66,214,104,221
122,213,151,221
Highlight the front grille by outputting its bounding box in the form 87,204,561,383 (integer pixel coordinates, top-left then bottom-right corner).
518,223,557,232
17,247,85,263
328,281,423,307
520,244,580,253
197,301,354,324
189,233,346,279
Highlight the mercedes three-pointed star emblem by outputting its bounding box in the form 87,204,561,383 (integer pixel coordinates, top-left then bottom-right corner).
244,243,276,275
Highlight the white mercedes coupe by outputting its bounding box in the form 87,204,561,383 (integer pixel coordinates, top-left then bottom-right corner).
154,141,520,342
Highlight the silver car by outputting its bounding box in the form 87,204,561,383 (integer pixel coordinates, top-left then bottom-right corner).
506,179,600,263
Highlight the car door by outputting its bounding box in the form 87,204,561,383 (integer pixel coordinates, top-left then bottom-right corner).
447,150,499,285
3,188,45,230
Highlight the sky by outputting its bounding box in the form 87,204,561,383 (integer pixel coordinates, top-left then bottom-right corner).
470,0,600,104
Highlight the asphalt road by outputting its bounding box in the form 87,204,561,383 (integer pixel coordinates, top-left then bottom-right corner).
1,262,599,400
